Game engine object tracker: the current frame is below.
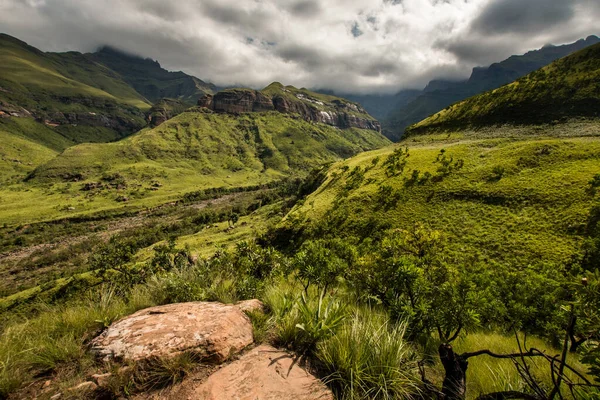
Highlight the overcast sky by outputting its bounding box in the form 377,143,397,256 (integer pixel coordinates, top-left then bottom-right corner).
1,0,598,94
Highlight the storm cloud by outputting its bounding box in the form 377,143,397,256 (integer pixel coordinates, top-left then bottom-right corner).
0,0,597,94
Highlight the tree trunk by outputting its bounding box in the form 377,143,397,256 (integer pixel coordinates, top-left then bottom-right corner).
439,343,469,400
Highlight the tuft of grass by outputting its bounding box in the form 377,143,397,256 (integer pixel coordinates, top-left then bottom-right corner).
317,308,421,400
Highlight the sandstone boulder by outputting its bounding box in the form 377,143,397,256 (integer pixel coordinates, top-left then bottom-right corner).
90,302,254,363
190,344,333,400
235,299,265,313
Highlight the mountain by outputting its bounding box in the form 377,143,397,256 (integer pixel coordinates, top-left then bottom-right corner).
89,46,216,105
276,38,600,268
19,84,387,222
384,35,600,141
341,90,422,121
407,42,600,135
0,34,150,144
200,83,381,131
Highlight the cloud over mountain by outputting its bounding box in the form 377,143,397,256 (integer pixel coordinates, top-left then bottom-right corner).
0,0,597,94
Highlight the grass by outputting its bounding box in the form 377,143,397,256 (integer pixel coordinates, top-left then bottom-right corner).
0,187,281,303
283,125,600,267
89,45,215,104
0,285,155,397
317,308,421,400
0,129,58,183
0,110,388,226
427,332,593,399
261,82,377,121
0,259,594,399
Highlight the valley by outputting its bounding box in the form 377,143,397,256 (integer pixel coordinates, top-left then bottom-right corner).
0,29,599,400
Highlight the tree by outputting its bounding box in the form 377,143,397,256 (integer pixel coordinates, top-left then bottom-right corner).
294,240,349,293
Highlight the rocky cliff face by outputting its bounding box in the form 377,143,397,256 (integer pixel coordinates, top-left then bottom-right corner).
0,98,146,134
199,87,381,132
149,98,189,126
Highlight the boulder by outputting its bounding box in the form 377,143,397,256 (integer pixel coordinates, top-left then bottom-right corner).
90,302,254,363
235,299,265,313
190,344,333,400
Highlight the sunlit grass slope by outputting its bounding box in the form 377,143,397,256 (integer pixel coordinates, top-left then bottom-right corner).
31,109,389,182
0,110,388,225
0,34,149,143
282,124,600,267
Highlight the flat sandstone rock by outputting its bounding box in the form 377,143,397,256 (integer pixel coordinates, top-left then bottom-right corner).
190,344,333,400
90,301,255,363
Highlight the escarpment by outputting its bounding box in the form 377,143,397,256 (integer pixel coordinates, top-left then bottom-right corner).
198,84,381,132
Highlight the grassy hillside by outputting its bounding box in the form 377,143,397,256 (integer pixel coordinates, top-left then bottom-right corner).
0,117,76,182
407,43,600,135
385,35,600,140
90,46,215,104
279,125,600,268
0,110,388,225
31,109,388,181
0,34,149,143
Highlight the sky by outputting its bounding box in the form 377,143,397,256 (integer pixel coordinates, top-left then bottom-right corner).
0,0,598,94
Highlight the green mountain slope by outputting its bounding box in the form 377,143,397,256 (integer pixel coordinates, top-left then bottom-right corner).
384,35,600,140
279,130,600,268
30,109,389,183
0,34,150,143
0,117,75,182
408,42,600,135
0,128,58,182
89,46,216,104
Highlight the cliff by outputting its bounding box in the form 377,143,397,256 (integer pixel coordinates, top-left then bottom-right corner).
198,83,381,132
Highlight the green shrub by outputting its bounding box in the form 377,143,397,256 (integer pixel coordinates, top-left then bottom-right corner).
318,309,421,400
291,290,347,354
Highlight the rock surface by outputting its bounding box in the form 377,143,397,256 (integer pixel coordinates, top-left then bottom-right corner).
90,302,254,363
198,86,381,132
158,345,333,400
236,299,266,313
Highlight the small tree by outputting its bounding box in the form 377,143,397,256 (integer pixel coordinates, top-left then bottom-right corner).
294,240,348,293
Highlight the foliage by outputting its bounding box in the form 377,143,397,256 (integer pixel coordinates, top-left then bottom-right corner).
318,309,421,400
350,224,480,342
384,146,409,177
294,239,351,292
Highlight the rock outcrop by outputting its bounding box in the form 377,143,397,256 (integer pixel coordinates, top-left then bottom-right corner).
0,98,145,134
90,302,254,363
148,98,189,126
173,345,333,400
198,86,381,132
208,89,275,113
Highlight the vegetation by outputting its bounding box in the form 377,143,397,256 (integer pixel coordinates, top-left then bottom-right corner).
0,34,149,143
384,35,599,141
1,29,600,400
262,82,378,121
408,43,600,135
89,46,215,104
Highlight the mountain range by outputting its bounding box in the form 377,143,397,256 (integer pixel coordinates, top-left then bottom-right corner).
341,35,600,141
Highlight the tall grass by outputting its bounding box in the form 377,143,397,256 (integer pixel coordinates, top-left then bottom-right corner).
318,309,421,400
0,285,155,397
429,332,595,399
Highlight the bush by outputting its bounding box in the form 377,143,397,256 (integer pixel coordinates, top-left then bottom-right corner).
269,286,347,355
318,309,421,400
